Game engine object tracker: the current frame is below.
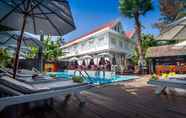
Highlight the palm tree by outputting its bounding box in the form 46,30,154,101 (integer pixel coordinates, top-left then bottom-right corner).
119,0,152,72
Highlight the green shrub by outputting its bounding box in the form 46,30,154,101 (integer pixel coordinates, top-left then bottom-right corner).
150,74,158,80
72,76,84,83
49,73,56,78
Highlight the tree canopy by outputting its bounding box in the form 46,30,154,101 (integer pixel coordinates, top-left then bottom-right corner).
43,36,64,61
25,35,64,61
119,0,153,71
130,34,155,65
119,0,152,17
159,0,186,23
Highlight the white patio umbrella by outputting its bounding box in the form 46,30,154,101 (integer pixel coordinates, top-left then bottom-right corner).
81,55,92,60
69,57,79,61
0,31,42,48
0,31,42,61
81,55,92,65
97,53,113,58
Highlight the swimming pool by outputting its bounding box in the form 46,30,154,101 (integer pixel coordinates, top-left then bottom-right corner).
47,70,138,85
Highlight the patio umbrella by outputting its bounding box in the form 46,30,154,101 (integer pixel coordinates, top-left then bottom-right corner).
0,31,42,57
69,57,78,62
81,55,92,60
81,55,92,65
82,60,86,66
97,53,113,58
89,59,95,65
0,0,75,78
112,56,117,65
99,57,106,65
0,31,42,48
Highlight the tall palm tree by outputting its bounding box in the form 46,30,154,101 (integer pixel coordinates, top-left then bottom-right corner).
119,0,152,72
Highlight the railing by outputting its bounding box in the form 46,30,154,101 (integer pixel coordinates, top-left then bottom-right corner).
74,70,91,81
95,70,105,78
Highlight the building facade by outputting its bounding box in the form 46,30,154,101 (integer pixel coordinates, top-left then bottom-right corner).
146,17,186,74
60,20,137,71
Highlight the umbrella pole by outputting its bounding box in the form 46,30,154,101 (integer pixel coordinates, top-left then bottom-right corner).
13,15,27,79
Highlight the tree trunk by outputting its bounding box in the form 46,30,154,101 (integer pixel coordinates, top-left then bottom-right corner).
134,12,145,73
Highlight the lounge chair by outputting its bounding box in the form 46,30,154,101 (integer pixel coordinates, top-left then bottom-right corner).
148,79,186,95
0,74,92,112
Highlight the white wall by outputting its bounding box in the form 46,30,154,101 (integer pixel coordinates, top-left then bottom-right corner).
63,32,110,57
108,31,131,54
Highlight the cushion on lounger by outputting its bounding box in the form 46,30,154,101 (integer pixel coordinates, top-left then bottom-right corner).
0,76,50,94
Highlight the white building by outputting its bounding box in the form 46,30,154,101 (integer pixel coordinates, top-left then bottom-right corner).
60,20,137,70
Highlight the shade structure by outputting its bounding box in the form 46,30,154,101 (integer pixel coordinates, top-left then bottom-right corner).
0,31,42,58
112,56,117,65
69,57,78,61
0,31,42,48
89,59,94,65
0,0,75,78
82,60,86,66
99,57,106,65
0,0,75,35
97,53,113,58
81,55,92,60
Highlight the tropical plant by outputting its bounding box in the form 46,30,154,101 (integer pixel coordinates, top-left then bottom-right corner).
43,35,64,61
119,0,153,71
0,48,11,68
72,76,84,83
25,45,39,59
130,34,155,66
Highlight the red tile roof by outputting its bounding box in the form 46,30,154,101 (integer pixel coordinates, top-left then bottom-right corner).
65,20,117,45
124,31,135,39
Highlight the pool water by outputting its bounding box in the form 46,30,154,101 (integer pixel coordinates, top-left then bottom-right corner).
47,71,138,85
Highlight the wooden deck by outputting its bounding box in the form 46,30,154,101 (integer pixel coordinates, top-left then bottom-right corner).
1,76,186,118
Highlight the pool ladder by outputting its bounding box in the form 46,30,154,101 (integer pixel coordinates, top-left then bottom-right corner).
95,70,105,78
74,70,91,81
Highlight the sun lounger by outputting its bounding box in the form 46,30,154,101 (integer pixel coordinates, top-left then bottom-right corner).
168,74,186,80
148,79,186,95
0,75,93,112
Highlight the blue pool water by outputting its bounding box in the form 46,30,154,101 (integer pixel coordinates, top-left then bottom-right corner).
47,71,138,85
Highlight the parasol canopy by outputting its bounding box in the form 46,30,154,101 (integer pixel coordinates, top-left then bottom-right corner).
0,0,75,78
97,53,113,58
69,57,79,61
89,58,95,65
0,0,75,35
81,55,92,60
0,31,42,48
112,56,117,65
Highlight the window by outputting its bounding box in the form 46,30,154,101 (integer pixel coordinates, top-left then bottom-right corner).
98,36,104,41
111,38,116,45
119,41,123,48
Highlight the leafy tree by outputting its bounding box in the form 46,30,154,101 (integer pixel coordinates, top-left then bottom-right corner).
0,48,11,68
119,0,153,70
130,34,155,66
25,35,64,61
160,0,186,23
25,45,39,59
43,35,64,61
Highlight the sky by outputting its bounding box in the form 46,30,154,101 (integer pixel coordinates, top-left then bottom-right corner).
64,0,161,42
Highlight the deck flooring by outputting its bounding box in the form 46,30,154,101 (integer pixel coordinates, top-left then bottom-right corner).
1,76,186,118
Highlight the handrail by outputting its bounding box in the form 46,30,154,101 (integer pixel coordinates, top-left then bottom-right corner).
74,70,91,81
95,70,105,78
